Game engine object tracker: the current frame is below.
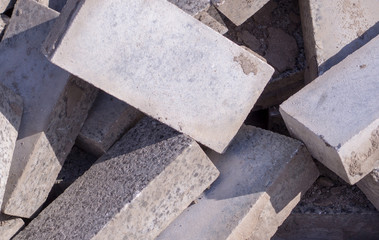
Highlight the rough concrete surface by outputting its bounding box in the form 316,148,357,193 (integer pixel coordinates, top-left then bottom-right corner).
213,0,270,26
299,0,379,81
280,35,379,184
0,214,24,240
357,167,379,210
0,84,22,209
42,0,274,153
0,0,97,218
157,125,319,240
14,118,219,240
76,90,144,157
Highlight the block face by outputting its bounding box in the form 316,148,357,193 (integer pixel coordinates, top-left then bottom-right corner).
43,0,274,153
280,36,379,184
76,90,144,156
213,0,270,26
0,214,24,240
299,0,379,80
168,0,210,16
157,126,319,240
357,167,379,210
0,0,97,218
0,84,22,208
14,118,219,240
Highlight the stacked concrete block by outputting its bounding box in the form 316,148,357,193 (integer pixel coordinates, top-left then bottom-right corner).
0,0,97,218
357,167,379,210
299,0,379,82
280,35,379,184
0,84,22,209
14,118,219,240
0,214,24,240
213,0,270,26
42,0,274,153
76,91,144,157
157,125,319,240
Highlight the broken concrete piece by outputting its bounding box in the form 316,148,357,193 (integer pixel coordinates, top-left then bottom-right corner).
0,0,97,218
76,90,144,157
0,0,15,13
0,84,22,209
0,214,24,240
168,0,210,16
357,167,379,210
157,125,319,240
213,0,270,26
195,5,228,35
42,0,274,153
14,118,219,240
280,35,379,184
299,0,379,82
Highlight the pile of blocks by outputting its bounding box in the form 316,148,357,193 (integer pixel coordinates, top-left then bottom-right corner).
0,0,377,239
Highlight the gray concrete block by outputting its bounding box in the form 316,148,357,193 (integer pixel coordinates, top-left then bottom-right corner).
157,125,319,240
357,167,379,210
42,0,274,153
0,0,97,218
0,84,22,210
14,118,219,240
213,0,270,26
76,90,144,157
280,35,379,184
0,214,24,240
0,0,15,13
299,0,379,82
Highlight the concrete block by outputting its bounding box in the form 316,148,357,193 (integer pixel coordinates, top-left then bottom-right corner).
0,84,22,209
168,0,210,16
0,14,9,40
0,0,97,218
42,0,274,153
213,0,270,26
157,125,319,240
299,0,379,82
0,0,15,13
280,35,379,184
76,90,144,157
0,214,24,240
14,118,219,240
357,167,379,210
195,5,228,35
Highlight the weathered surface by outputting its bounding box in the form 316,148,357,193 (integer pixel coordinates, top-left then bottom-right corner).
0,84,22,209
168,0,210,16
0,0,97,218
157,125,319,240
0,0,15,13
76,90,144,157
195,5,228,35
357,167,379,210
280,35,379,184
213,0,270,26
0,214,24,240
14,118,219,240
299,0,379,82
0,14,9,40
42,0,274,153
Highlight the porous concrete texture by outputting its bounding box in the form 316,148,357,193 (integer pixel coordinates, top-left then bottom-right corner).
157,125,319,240
280,35,379,185
76,90,144,157
0,0,97,218
0,0,15,13
14,118,219,240
213,0,270,26
195,5,228,35
42,0,274,153
168,0,210,16
0,14,9,40
0,84,22,209
299,0,379,82
0,214,24,240
357,167,379,210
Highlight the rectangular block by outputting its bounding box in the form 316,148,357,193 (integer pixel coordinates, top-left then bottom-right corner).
0,84,22,208
76,90,144,157
157,125,319,240
42,0,274,153
280,35,379,184
357,167,379,210
0,0,97,218
0,214,24,240
14,118,219,240
299,0,379,81
213,0,270,26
